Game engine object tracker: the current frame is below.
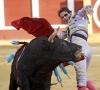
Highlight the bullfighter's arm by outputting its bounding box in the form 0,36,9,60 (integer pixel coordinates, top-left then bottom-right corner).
57,26,68,39
77,5,94,18
57,31,67,39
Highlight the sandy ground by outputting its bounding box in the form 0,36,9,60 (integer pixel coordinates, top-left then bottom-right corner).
0,33,100,90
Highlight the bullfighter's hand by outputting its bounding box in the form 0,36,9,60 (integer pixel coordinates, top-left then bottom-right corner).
83,5,94,15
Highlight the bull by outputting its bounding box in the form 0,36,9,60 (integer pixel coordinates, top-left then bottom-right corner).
9,28,83,90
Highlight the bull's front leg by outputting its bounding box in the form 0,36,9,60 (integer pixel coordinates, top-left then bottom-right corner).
31,72,52,90
17,70,30,90
9,71,18,90
42,72,52,90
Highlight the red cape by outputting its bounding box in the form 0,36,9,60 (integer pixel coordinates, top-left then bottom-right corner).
11,17,58,38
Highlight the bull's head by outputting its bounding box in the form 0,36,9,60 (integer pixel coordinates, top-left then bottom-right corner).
47,26,83,62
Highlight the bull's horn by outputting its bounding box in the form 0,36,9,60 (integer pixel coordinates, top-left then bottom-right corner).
48,26,60,43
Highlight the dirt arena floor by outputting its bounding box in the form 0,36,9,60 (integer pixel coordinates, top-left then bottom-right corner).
0,33,100,90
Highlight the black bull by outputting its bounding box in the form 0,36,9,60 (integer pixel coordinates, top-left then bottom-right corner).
9,36,83,90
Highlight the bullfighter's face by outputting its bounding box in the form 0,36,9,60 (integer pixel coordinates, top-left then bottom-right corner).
59,11,72,24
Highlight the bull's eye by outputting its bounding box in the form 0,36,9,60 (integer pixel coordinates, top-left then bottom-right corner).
60,42,63,45
70,52,72,54
62,51,65,53
60,50,65,54
36,81,39,83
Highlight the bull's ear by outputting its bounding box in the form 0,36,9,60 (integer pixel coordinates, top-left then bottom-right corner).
42,40,54,51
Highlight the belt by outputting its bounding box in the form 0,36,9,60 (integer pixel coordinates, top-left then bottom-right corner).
71,33,87,41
